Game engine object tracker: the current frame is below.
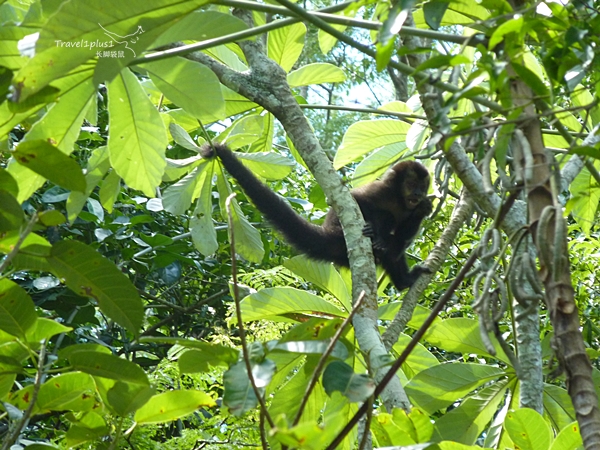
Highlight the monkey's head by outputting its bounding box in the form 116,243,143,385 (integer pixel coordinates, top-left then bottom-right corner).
385,161,431,210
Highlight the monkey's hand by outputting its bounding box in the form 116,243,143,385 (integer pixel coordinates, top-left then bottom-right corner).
407,264,432,285
363,223,387,250
414,198,433,218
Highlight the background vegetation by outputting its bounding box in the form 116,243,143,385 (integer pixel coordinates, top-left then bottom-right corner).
0,0,599,449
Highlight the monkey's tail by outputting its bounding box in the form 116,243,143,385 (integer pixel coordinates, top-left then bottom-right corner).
201,143,346,264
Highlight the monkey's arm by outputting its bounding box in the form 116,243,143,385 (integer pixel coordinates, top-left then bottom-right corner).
200,143,349,265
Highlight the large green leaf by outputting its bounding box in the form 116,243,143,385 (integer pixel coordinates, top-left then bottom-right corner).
550,421,583,450
134,390,215,424
323,361,375,402
65,412,108,448
36,372,96,412
425,318,510,364
106,382,155,416
405,363,508,414
504,408,552,450
223,360,276,416
433,380,510,444
0,190,23,231
215,166,264,263
567,168,600,235
48,241,143,333
287,63,346,87
13,0,208,100
0,279,37,338
284,256,351,311
190,164,218,255
12,140,86,193
26,318,72,343
234,152,295,180
162,166,202,215
145,57,225,122
69,351,149,385
151,11,248,47
238,287,346,323
0,167,18,197
392,334,439,380
67,146,111,222
543,384,576,432
267,23,306,72
334,120,411,168
107,68,167,197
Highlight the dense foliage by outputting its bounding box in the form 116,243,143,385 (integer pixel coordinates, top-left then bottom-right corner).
0,0,600,449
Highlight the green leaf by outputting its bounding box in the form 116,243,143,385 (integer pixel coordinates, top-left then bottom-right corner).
11,140,85,192
59,343,112,360
570,144,600,158
38,210,66,227
0,168,18,197
216,169,264,263
423,0,449,30
372,408,429,446
65,412,108,447
284,256,351,311
287,63,346,87
0,190,23,231
433,381,510,443
67,146,111,222
237,287,346,323
392,334,439,379
234,152,295,180
334,120,411,168
511,63,549,97
489,16,524,50
169,122,202,151
567,168,600,235
107,382,155,416
107,68,168,197
0,279,37,338
69,351,149,385
98,169,121,213
26,318,71,343
152,10,248,47
504,408,552,450
322,361,375,402
13,77,95,201
223,360,276,416
48,241,143,334
353,143,407,187
550,421,583,450
190,164,218,256
37,372,96,412
145,57,225,122
14,0,209,101
0,356,23,375
267,23,306,72
425,318,510,363
405,363,507,414
178,344,239,374
163,166,202,215
134,390,215,424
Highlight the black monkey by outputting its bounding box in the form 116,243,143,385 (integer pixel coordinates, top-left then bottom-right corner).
200,143,432,291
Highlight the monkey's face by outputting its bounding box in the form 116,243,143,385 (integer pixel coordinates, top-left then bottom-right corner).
401,169,430,210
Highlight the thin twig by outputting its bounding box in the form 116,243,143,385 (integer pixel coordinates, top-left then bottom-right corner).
1,341,47,450
325,250,479,450
225,194,275,432
0,213,38,275
292,291,366,426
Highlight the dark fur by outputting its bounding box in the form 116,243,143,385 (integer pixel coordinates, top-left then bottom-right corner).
201,143,432,291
